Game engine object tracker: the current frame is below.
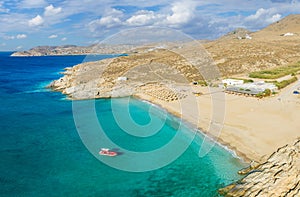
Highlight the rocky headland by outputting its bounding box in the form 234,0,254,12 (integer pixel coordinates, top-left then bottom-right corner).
219,139,300,197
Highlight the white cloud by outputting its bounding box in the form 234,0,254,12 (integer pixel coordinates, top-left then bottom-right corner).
246,8,275,21
1,0,299,46
100,16,121,27
61,37,67,41
3,34,27,40
44,4,62,17
1,43,6,46
48,34,58,39
166,1,196,25
105,8,124,17
16,46,23,50
88,9,125,31
20,0,47,8
28,15,44,27
124,1,197,27
126,10,163,26
16,34,27,39
267,13,282,23
90,16,122,29
245,8,282,29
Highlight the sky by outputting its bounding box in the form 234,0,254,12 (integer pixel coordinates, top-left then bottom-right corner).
0,0,299,51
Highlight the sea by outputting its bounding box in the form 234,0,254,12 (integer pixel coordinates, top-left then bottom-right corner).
0,52,246,197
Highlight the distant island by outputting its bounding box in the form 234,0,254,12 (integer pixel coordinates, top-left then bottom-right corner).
11,44,135,56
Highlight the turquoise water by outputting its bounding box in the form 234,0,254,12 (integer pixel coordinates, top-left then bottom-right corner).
0,52,245,196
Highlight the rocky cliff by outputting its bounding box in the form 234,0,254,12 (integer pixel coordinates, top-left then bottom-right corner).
219,139,300,197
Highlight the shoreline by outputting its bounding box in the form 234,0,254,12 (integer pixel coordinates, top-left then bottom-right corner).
49,77,300,163
51,89,247,163
133,82,300,163
133,93,252,163
46,50,300,164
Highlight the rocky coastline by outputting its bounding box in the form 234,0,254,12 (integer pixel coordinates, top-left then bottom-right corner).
219,139,300,197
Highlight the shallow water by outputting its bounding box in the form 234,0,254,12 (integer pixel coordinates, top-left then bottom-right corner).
0,52,245,196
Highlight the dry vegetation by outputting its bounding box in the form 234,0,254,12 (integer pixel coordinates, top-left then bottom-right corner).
50,15,300,100
204,15,300,77
249,61,300,79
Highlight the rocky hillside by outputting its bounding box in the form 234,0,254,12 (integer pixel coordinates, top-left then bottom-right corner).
219,28,252,40
48,44,212,100
253,14,300,37
219,139,300,197
204,14,300,76
48,15,300,100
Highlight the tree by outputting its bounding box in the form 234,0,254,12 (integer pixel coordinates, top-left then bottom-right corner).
264,89,272,96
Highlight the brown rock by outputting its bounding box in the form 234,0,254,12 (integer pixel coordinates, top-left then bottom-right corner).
219,139,300,197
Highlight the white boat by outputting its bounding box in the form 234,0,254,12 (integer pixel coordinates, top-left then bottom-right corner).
99,148,118,157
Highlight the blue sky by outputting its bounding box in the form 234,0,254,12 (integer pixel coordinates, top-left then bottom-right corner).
0,0,299,51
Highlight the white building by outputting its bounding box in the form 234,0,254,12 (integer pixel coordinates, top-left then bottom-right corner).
245,34,252,40
222,79,244,86
283,32,294,37
226,81,278,95
117,76,128,81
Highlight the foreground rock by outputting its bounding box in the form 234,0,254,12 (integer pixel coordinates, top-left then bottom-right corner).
219,139,300,197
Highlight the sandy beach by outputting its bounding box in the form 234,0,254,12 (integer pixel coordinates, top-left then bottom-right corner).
134,81,300,162
49,51,300,163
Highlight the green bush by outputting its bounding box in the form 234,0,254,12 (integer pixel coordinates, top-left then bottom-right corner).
249,62,300,79
256,89,272,98
264,89,272,96
256,92,264,98
198,80,208,86
274,77,298,89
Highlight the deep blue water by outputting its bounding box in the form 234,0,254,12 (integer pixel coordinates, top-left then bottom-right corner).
0,52,245,197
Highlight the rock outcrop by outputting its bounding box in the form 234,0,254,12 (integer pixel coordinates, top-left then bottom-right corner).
220,28,252,40
219,139,300,197
48,46,210,100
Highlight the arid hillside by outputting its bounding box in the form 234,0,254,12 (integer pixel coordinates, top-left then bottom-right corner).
253,14,300,37
49,15,300,100
205,14,300,76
